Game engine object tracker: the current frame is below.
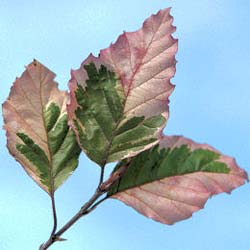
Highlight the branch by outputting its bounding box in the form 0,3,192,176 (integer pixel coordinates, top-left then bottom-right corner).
99,162,130,191
39,162,130,250
39,188,104,250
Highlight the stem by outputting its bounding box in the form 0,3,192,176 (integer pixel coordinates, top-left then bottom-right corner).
56,189,103,236
39,162,129,250
99,166,105,186
40,188,105,250
39,194,58,249
50,194,57,236
88,196,108,213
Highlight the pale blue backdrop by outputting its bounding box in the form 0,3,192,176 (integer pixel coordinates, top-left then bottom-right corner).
0,1,250,250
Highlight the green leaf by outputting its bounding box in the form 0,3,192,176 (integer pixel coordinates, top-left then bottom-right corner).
108,136,247,225
2,60,81,194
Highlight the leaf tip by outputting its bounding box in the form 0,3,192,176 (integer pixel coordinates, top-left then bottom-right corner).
33,58,38,66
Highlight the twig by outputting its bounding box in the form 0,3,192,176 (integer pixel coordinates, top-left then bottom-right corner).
87,196,108,214
39,188,104,250
39,162,130,250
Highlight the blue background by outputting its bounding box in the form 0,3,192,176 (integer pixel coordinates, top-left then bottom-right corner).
0,1,250,249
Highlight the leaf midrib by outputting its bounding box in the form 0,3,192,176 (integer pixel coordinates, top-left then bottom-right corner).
122,10,166,99
37,65,55,195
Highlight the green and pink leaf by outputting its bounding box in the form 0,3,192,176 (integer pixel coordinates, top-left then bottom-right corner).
2,60,81,195
109,136,247,224
67,8,177,166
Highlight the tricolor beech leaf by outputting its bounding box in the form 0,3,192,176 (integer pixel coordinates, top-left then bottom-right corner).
109,136,247,224
67,8,177,166
2,7,247,250
2,60,81,195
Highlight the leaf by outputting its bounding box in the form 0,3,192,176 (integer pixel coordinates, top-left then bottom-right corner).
67,8,177,166
108,136,247,225
2,60,81,195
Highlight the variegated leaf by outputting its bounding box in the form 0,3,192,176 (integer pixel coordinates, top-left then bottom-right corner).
2,60,81,195
108,136,247,225
68,8,177,166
